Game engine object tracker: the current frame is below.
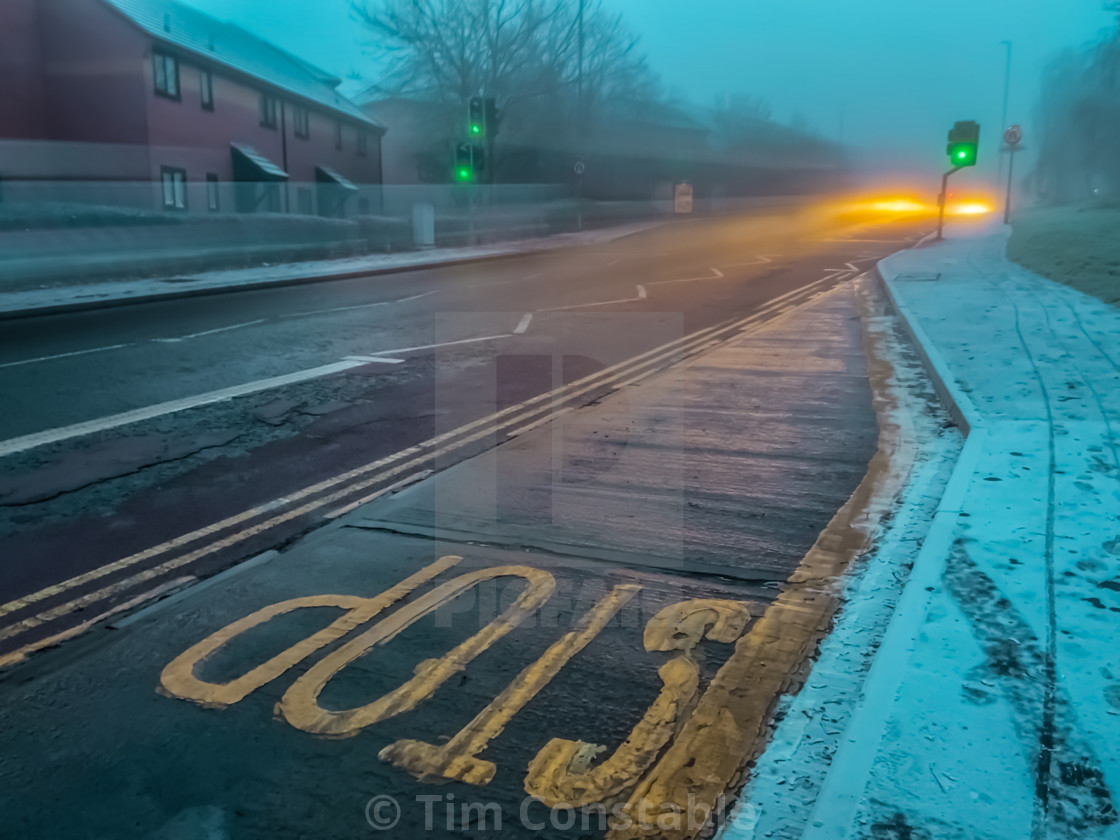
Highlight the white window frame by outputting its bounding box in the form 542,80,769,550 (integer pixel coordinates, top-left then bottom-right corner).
161,167,187,210
153,52,180,99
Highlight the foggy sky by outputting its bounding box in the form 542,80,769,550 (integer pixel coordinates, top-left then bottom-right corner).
181,0,1117,187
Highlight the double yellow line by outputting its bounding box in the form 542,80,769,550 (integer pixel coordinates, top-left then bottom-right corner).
0,273,844,661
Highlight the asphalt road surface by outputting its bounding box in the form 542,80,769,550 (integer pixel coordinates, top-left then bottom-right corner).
0,207,930,663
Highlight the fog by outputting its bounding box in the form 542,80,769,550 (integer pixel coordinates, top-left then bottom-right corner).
182,0,1117,189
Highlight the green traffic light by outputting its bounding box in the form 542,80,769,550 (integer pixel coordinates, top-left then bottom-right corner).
470,124,481,135
456,167,471,181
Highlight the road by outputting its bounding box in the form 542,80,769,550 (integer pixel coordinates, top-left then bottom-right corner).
0,207,929,663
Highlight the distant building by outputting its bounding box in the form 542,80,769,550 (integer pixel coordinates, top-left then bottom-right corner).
357,92,843,202
0,0,385,215
361,98,452,186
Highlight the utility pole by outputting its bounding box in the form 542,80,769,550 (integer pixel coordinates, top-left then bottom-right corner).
576,0,586,230
577,0,585,126
1002,124,1024,225
998,41,1012,192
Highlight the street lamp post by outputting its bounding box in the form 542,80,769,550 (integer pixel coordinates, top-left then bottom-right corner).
999,41,1012,191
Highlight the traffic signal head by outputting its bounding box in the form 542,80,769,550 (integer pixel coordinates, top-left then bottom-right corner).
453,143,485,182
947,120,980,167
468,97,485,137
454,143,475,182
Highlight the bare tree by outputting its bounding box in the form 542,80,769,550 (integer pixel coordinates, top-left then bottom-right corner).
352,0,658,145
1034,13,1120,202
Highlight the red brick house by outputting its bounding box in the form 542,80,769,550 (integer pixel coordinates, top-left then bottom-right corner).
0,0,385,215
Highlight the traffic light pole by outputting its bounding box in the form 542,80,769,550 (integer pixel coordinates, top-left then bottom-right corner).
1003,147,1018,225
936,165,964,242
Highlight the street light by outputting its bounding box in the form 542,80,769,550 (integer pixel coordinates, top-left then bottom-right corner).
999,41,1012,190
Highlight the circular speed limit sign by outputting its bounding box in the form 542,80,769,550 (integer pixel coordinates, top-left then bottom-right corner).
1003,124,1022,147
573,160,586,176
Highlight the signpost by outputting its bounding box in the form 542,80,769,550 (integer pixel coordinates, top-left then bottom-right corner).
1002,124,1024,224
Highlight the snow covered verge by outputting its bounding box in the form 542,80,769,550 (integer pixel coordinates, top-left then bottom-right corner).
1008,205,1120,308
722,221,1120,840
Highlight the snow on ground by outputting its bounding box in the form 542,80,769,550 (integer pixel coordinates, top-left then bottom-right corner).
1009,205,1120,307
723,220,1120,840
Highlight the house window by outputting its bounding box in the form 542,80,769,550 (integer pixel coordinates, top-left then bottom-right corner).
161,167,187,210
292,106,310,139
297,187,313,215
153,52,180,99
200,70,214,110
357,130,368,157
259,93,278,128
334,121,343,150
206,173,219,211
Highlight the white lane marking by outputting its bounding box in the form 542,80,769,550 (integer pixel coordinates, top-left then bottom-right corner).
523,272,543,282
279,290,438,320
343,356,406,365
153,320,266,343
0,344,130,370
720,255,778,268
648,267,726,287
514,313,533,335
0,360,366,459
396,291,437,303
359,334,514,355
539,285,648,311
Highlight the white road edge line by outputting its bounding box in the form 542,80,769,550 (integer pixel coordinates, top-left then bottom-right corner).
1,331,524,458
0,344,131,370
153,319,265,343
514,313,533,334
0,360,366,459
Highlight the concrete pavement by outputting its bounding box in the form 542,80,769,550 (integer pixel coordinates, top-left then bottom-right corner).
722,221,1120,840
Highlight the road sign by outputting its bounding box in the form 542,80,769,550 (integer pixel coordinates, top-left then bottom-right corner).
1003,124,1022,147
674,182,693,214
573,160,586,176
